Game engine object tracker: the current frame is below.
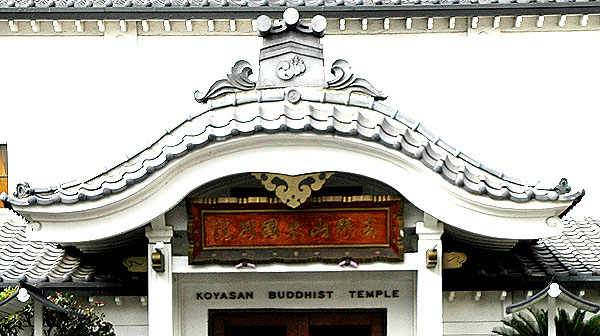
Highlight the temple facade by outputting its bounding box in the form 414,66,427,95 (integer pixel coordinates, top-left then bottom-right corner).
1,3,600,336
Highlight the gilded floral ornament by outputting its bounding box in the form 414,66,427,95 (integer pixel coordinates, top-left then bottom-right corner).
194,60,256,103
252,172,334,208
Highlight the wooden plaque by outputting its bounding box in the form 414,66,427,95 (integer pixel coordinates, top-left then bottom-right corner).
187,196,403,265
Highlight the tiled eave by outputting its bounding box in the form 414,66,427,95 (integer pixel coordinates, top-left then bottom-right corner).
0,209,94,284
444,218,600,291
1,2,600,20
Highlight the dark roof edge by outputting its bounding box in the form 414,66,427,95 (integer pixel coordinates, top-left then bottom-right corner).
505,282,550,313
1,281,148,296
1,3,600,20
559,189,585,218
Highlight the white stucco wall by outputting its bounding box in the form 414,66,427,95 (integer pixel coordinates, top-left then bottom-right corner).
0,26,599,218
443,290,600,336
93,295,149,336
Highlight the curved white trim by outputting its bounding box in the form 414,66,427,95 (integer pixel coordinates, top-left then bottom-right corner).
18,133,567,243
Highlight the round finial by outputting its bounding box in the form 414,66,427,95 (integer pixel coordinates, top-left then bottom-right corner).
283,7,300,26
257,15,272,35
548,283,561,298
311,15,327,34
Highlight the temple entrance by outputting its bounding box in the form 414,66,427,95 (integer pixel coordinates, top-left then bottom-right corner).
210,310,385,336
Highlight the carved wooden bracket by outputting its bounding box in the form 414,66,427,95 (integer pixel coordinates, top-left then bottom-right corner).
251,172,334,208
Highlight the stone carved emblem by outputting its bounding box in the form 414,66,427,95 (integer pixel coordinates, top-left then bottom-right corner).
277,56,306,81
252,172,334,208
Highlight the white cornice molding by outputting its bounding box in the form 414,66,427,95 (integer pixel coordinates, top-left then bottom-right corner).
17,133,567,243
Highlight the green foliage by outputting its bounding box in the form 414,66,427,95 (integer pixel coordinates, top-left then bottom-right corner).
554,308,600,336
0,287,17,301
0,288,115,336
493,307,600,336
493,308,548,336
44,293,115,336
0,287,27,336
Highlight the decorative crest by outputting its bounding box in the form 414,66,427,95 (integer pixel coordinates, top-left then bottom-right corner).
327,60,388,100
277,55,306,80
194,60,255,103
195,8,388,101
252,172,334,208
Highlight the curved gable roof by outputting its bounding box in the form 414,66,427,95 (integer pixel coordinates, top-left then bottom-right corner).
1,86,581,208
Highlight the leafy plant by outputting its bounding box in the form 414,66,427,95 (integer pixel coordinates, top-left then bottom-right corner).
0,288,115,336
0,287,29,336
493,307,600,336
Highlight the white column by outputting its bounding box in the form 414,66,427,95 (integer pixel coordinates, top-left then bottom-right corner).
146,214,174,336
33,300,43,336
416,214,444,336
548,297,556,336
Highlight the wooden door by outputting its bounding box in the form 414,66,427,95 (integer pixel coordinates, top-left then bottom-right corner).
210,310,385,336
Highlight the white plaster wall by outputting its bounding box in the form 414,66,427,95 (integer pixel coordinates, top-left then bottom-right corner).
443,291,506,336
92,296,149,336
0,29,599,218
443,290,600,336
176,271,415,336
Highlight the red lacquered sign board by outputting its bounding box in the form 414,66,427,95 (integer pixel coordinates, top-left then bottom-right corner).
187,197,403,265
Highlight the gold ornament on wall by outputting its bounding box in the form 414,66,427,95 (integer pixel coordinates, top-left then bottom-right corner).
252,172,334,208
442,252,467,269
123,257,147,273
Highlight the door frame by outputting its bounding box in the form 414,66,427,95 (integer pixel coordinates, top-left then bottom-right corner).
209,309,386,336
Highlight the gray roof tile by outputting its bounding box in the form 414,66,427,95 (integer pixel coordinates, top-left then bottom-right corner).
0,209,94,284
445,218,600,289
533,218,600,276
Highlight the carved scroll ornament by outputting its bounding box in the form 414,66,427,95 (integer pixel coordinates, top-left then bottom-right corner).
327,60,387,100
252,172,334,208
195,60,256,103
